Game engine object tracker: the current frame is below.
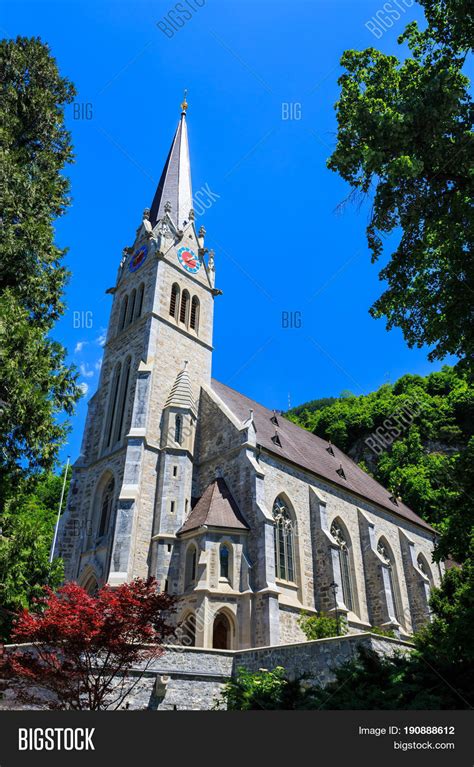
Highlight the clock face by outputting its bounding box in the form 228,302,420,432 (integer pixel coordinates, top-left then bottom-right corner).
177,245,200,274
129,245,148,272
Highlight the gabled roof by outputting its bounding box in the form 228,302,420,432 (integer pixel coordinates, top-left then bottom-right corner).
177,477,249,535
165,363,197,415
211,379,435,533
149,107,193,230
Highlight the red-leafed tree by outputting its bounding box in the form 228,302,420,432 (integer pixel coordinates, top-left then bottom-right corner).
6,578,175,710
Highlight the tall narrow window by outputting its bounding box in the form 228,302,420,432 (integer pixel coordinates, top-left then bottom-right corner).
136,283,145,319
377,539,403,622
220,544,230,580
273,496,296,582
113,356,131,444
119,295,128,331
105,363,122,448
185,545,197,587
330,520,355,612
127,289,136,325
190,296,200,331
98,476,115,538
179,290,190,325
169,283,180,319
175,414,183,444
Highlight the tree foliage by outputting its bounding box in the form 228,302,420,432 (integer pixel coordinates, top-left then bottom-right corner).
298,611,347,640
5,578,176,710
328,0,473,370
0,37,81,495
0,470,69,641
288,366,473,562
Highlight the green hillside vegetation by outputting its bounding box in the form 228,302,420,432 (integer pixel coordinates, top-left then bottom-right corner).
287,366,473,563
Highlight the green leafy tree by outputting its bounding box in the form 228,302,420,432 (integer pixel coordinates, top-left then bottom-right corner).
298,611,347,640
288,366,473,562
328,0,473,370
0,37,81,497
0,470,69,641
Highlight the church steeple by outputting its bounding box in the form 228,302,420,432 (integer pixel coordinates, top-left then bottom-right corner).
149,93,193,231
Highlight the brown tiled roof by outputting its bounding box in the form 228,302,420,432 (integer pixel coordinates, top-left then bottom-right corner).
211,379,435,533
177,477,249,535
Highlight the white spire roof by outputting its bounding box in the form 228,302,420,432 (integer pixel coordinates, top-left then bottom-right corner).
164,362,197,414
149,99,193,231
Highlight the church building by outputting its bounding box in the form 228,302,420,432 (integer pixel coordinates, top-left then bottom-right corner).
58,97,443,651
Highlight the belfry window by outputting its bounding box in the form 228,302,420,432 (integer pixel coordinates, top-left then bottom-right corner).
136,283,145,319
170,283,180,319
180,290,190,325
119,295,128,331
190,296,200,331
127,289,136,325
105,363,122,448
330,520,355,612
273,496,296,582
98,477,115,538
113,356,131,444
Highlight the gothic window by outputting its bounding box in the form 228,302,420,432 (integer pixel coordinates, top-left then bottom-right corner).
330,520,355,612
180,290,190,325
136,283,145,319
273,496,296,583
219,543,230,580
417,553,433,599
212,612,232,650
377,539,403,623
98,476,115,538
190,296,200,331
113,356,131,444
175,414,183,444
119,295,128,331
105,363,122,448
185,545,197,588
170,283,180,319
127,289,136,326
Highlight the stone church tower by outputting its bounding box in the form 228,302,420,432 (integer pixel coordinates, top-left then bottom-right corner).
59,94,218,591
59,97,442,651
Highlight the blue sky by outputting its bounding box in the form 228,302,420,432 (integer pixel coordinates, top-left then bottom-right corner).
4,0,451,465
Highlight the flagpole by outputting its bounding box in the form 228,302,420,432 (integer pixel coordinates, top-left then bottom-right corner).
49,456,70,564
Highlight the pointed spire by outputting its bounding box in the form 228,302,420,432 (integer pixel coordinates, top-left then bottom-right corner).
149,95,193,230
164,361,197,415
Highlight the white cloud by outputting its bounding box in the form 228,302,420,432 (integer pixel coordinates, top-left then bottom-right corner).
79,382,89,396
95,358,103,372
74,341,87,354
80,363,94,378
96,330,107,347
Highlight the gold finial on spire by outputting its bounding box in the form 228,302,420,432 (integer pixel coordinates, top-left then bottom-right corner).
181,89,188,114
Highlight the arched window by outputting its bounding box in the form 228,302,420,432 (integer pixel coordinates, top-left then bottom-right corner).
169,283,180,319
113,356,131,444
98,476,115,538
185,545,197,588
105,363,122,448
179,290,190,325
175,414,183,444
127,289,136,325
330,520,355,612
119,295,128,331
273,496,296,583
220,544,230,580
190,296,200,331
135,283,145,319
377,538,403,623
